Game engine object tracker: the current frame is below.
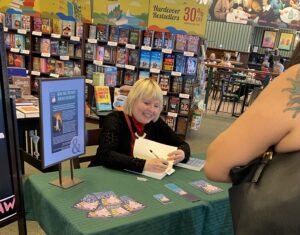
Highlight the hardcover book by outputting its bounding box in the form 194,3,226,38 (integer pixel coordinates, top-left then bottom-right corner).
150,51,162,69
89,25,97,39
11,14,22,29
75,22,84,38
176,117,188,135
14,34,25,50
7,53,15,66
124,70,136,86
185,57,197,74
73,62,81,76
183,77,193,95
139,70,150,79
118,28,129,45
175,34,187,51
62,20,75,37
162,96,169,112
175,54,186,73
109,25,119,42
187,35,199,54
179,99,190,115
103,46,112,63
163,32,174,49
40,38,51,54
168,96,180,113
22,15,31,31
94,86,112,111
25,36,31,50
47,58,56,73
64,61,74,76
5,14,12,29
52,18,62,34
104,66,118,87
33,17,42,32
153,31,163,49
85,43,96,60
34,37,41,52
86,64,95,79
142,30,154,47
14,54,25,67
171,76,183,93
162,54,175,71
139,50,151,69
128,28,140,45
55,60,65,75
41,18,51,34
59,40,69,56
159,74,170,91
68,43,75,57
11,76,31,96
95,46,105,62
4,33,12,48
128,49,139,67
96,24,109,42
33,57,41,71
75,44,82,57
116,47,126,65
165,116,176,131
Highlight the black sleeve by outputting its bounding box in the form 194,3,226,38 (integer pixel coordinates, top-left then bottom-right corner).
150,118,191,163
89,112,146,173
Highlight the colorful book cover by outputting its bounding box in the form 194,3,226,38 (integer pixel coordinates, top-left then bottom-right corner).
128,28,140,45
139,70,150,79
139,50,151,69
62,20,75,37
86,64,95,79
14,54,25,67
5,14,12,29
22,15,31,31
103,46,112,63
95,46,105,61
47,58,56,73
59,40,69,56
183,77,193,94
179,99,190,115
32,57,41,71
185,57,197,74
162,54,175,71
162,96,169,112
165,116,176,131
41,18,51,34
64,61,74,76
94,85,113,110
171,76,183,93
89,25,97,39
68,44,75,57
96,24,109,42
118,28,129,45
159,74,170,91
109,25,119,42
9,33,15,48
40,38,51,53
150,73,159,83
4,33,11,48
33,17,42,32
116,47,126,65
11,76,31,96
75,44,82,57
168,96,180,113
124,70,136,86
75,22,83,38
52,19,62,35
33,37,40,52
25,36,31,50
93,72,105,86
14,34,25,50
73,62,81,76
142,30,154,47
85,43,96,60
150,51,162,69
7,53,15,66
175,54,186,73
187,35,200,54
55,60,65,75
163,32,174,49
104,66,117,87
153,32,163,49
128,49,139,67
11,14,22,29
175,34,187,51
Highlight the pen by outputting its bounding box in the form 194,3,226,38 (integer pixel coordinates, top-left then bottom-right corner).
149,149,159,159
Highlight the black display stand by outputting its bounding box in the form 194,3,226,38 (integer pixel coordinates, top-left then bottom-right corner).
0,23,27,234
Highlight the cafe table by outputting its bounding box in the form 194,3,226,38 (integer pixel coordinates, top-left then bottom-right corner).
24,155,233,235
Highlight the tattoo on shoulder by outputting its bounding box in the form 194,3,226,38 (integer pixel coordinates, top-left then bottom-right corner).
282,70,300,118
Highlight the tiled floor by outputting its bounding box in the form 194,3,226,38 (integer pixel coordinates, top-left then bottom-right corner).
0,113,235,235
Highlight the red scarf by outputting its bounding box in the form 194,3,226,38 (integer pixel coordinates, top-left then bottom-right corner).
131,115,145,137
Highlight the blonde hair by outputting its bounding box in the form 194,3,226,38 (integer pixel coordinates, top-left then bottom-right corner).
123,79,163,122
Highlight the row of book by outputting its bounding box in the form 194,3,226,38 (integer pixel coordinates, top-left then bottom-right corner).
87,23,201,53
91,66,118,87
4,33,30,50
32,57,81,76
0,12,83,37
161,115,189,135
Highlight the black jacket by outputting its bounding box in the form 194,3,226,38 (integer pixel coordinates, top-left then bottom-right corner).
89,111,190,172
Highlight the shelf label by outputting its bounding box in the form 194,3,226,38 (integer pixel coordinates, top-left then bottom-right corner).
60,55,69,61
3,27,8,32
88,38,97,44
41,52,50,57
162,48,172,54
184,51,194,57
179,93,190,99
162,91,167,95
171,71,182,76
10,48,20,53
31,71,41,76
93,60,103,66
116,63,125,68
168,112,178,117
70,36,80,42
17,29,27,35
107,41,117,47
85,79,93,84
126,44,136,49
125,64,135,70
51,33,61,39
26,70,29,75
32,31,42,36
21,49,30,55
50,73,59,78
150,68,160,74
141,46,152,51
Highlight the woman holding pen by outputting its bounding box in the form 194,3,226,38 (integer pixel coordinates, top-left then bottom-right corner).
89,78,190,173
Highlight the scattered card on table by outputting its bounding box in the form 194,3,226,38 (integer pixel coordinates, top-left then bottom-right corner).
73,194,100,211
120,195,146,212
190,180,223,194
165,183,201,202
153,194,173,204
94,191,122,206
107,205,132,217
87,205,112,218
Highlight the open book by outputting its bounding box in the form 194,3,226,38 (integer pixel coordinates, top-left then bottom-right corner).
133,138,177,180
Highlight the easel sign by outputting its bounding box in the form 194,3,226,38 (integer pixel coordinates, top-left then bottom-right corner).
39,77,85,189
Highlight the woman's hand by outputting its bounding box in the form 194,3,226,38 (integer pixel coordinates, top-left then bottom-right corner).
167,150,185,165
144,158,169,173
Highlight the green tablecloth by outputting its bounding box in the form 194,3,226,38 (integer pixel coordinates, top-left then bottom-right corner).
24,155,233,235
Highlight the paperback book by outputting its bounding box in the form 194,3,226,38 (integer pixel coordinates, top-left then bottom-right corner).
185,57,197,74
163,32,174,49
109,25,119,42
165,116,176,131
89,25,97,39
187,35,199,54
142,30,154,47
175,54,186,73
76,22,84,38
128,28,140,45
41,18,51,34
179,99,190,115
168,96,180,113
150,51,162,69
118,28,129,45
162,54,175,71
11,14,22,30
175,34,187,51
22,15,31,31
96,24,109,42
124,70,136,86
128,49,139,67
62,20,75,37
33,17,42,32
139,50,151,69
52,19,62,34
159,74,170,91
94,86,112,111
153,31,163,49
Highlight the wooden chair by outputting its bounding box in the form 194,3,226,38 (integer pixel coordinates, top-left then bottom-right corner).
73,128,101,169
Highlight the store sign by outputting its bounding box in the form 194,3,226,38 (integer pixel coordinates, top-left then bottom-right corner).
148,0,208,36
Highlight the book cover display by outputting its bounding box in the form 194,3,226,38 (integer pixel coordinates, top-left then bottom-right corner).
150,51,162,69
142,30,154,47
118,28,129,45
96,24,109,42
139,50,151,69
94,86,112,111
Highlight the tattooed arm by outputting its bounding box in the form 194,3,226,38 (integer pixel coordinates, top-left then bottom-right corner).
204,64,300,182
